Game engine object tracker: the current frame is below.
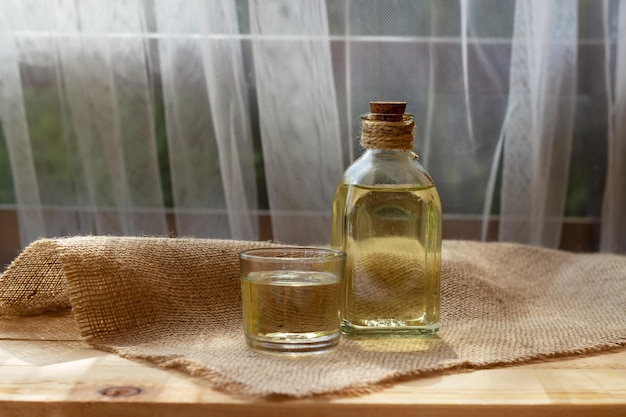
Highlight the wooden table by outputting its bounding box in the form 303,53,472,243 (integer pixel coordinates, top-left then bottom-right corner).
1,314,625,417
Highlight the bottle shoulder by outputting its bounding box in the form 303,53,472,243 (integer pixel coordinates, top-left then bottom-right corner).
340,150,437,189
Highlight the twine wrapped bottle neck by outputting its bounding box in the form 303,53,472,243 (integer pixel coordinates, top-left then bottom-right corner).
360,114,415,150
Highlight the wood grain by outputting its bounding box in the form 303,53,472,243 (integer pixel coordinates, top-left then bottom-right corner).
1,335,625,417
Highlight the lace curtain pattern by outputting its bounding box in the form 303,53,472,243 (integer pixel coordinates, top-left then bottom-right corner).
0,0,624,253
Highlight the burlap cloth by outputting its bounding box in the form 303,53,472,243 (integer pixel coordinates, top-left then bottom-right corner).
1,236,625,397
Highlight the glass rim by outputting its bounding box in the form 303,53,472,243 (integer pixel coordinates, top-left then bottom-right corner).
239,246,346,262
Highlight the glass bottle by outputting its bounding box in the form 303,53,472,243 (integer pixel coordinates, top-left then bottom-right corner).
331,102,442,338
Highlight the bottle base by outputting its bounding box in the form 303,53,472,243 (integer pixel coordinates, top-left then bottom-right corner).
341,320,439,339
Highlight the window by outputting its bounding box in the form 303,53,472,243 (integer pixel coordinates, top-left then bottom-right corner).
1,0,624,269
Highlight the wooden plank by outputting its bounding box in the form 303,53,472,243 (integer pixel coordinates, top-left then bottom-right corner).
0,338,625,417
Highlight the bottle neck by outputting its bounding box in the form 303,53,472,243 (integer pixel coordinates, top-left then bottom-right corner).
364,148,414,157
360,114,415,151
360,148,419,166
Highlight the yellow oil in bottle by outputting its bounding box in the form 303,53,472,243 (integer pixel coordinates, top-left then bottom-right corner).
332,183,441,337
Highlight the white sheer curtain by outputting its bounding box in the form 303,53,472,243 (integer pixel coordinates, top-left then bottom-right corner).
602,0,626,253
154,0,258,239
249,0,343,244
497,0,578,248
0,0,625,253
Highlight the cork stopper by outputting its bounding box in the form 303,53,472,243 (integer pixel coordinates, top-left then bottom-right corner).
369,101,407,121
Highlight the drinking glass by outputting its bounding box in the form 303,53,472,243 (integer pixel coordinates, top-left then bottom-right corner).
240,247,346,353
